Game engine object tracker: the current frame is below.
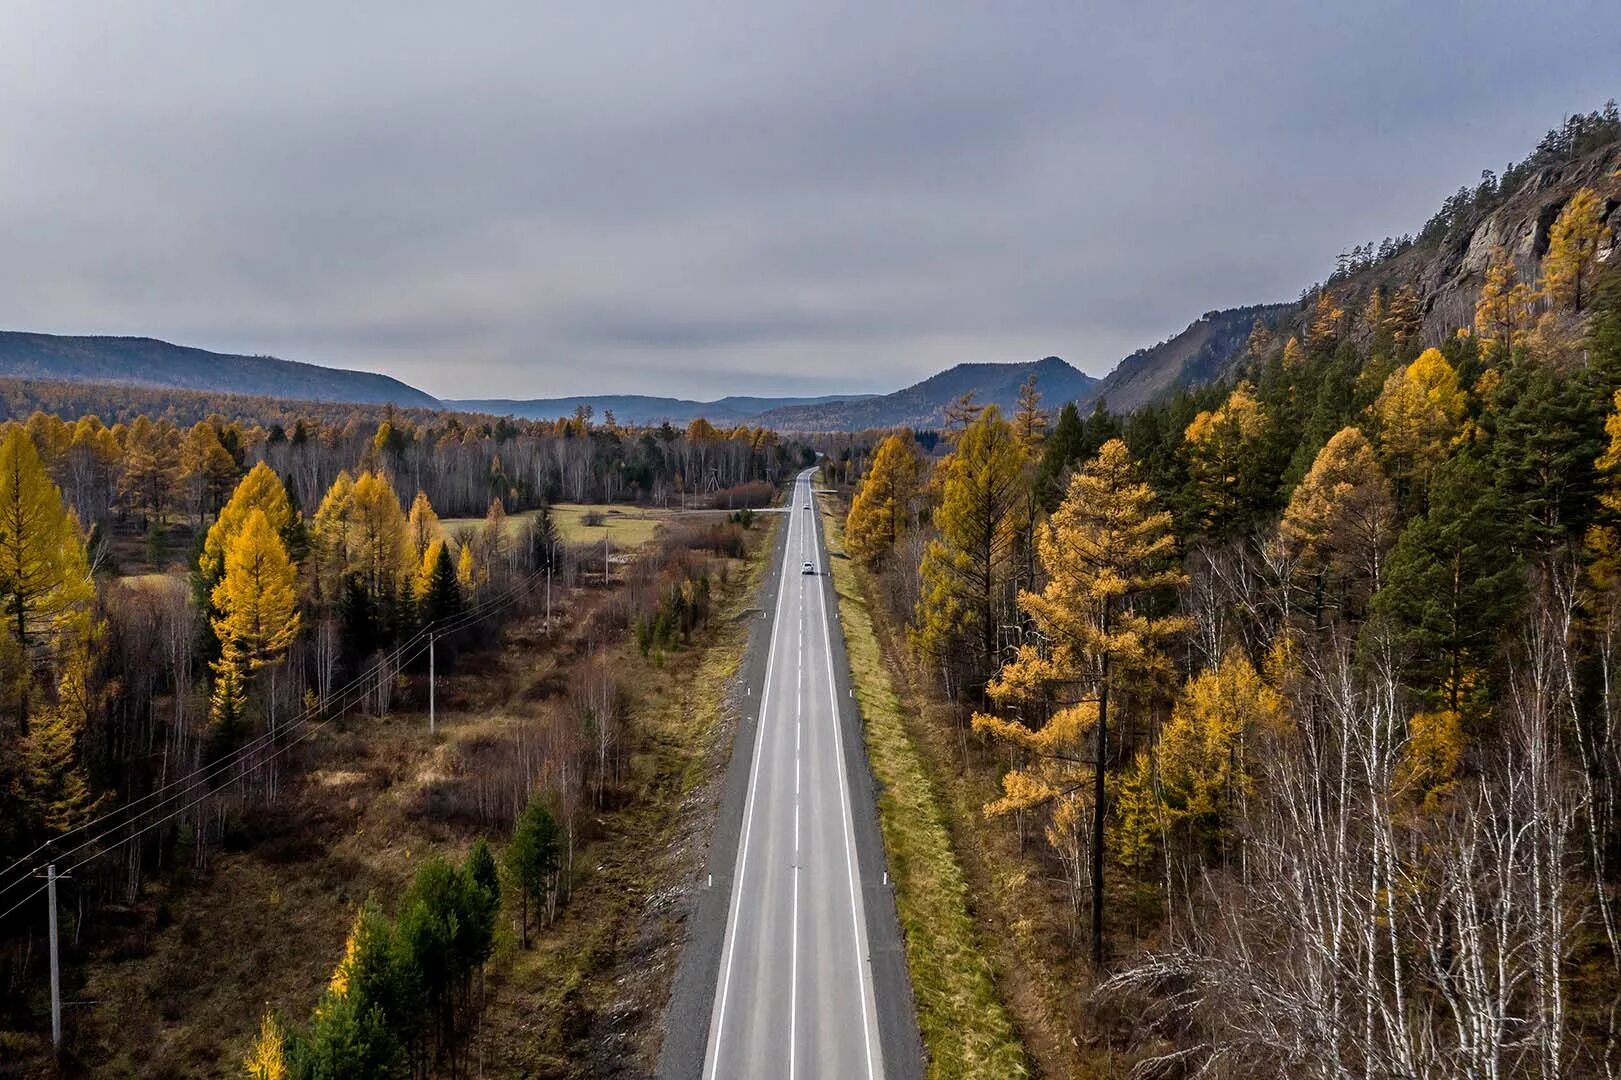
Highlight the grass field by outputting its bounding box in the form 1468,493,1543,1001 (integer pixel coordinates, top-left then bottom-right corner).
442,503,678,550
820,494,1028,1079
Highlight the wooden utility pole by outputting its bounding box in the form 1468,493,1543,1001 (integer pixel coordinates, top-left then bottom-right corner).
428,632,436,735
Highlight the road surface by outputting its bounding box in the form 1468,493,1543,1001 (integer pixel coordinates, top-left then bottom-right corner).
660,468,921,1080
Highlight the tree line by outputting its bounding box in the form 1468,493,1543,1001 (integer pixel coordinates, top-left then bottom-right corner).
842,185,1621,1076
0,397,798,1040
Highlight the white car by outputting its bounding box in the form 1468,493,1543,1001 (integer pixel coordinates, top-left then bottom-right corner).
802,561,815,575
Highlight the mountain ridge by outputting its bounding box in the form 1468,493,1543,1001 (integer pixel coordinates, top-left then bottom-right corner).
0,332,440,409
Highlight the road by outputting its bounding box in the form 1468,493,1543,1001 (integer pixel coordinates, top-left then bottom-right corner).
661,468,919,1080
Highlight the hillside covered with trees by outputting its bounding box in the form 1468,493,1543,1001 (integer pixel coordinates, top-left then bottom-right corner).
832,144,1621,1076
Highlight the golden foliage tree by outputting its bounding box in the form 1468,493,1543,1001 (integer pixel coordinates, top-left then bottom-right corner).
0,427,97,834
347,471,413,602
1119,647,1288,867
1385,284,1422,347
212,508,301,676
1183,382,1268,532
1012,375,1049,454
1307,290,1345,351
1542,186,1606,312
0,427,95,649
914,407,1025,685
1281,426,1397,594
406,490,444,564
846,432,922,566
310,470,356,605
201,462,293,585
1474,247,1538,357
180,421,239,527
1371,347,1467,499
243,1012,290,1080
1281,335,1305,369
972,438,1183,965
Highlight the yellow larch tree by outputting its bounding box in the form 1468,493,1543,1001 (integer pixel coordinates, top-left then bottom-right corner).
1371,347,1467,500
1307,290,1345,352
211,508,301,680
406,490,444,565
1281,426,1398,596
346,471,413,604
1542,186,1606,312
1474,247,1539,358
1126,647,1289,863
243,1012,289,1080
913,407,1025,686
972,438,1184,966
0,427,98,832
1385,284,1422,348
1281,335,1305,369
1182,381,1268,533
201,462,293,585
846,431,922,567
310,470,356,605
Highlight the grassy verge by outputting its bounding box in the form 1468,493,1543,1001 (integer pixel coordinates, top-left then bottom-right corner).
820,502,1028,1079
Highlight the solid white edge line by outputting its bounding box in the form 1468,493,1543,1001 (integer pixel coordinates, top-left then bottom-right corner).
811,479,882,1079
703,472,805,1079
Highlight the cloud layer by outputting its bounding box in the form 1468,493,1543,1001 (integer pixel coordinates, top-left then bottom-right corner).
1,2,1613,398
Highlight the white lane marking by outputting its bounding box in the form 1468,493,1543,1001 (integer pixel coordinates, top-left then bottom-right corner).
704,473,805,1080
811,494,881,1079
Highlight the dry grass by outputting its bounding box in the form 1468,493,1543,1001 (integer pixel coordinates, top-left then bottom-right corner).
58,516,779,1078
443,502,678,549
820,499,1028,1079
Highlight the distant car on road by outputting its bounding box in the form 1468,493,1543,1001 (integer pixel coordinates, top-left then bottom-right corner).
802,561,815,575
804,503,812,509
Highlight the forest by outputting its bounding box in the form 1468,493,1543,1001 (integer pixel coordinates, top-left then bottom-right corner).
0,393,800,1073
835,183,1621,1077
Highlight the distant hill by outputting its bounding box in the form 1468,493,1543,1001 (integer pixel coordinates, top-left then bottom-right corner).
1090,304,1293,413
756,355,1099,431
446,392,876,427
0,332,440,408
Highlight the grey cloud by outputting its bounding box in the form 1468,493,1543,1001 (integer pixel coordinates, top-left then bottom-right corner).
0,2,1614,399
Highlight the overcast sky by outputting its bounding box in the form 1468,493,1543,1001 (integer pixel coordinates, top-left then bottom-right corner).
1,3,1615,400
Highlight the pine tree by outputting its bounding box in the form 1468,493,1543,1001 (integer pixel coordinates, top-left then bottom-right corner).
1035,401,1084,509
972,438,1184,966
846,432,921,566
506,795,561,947
1375,450,1522,712
417,541,462,626
529,503,560,570
1542,186,1606,312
